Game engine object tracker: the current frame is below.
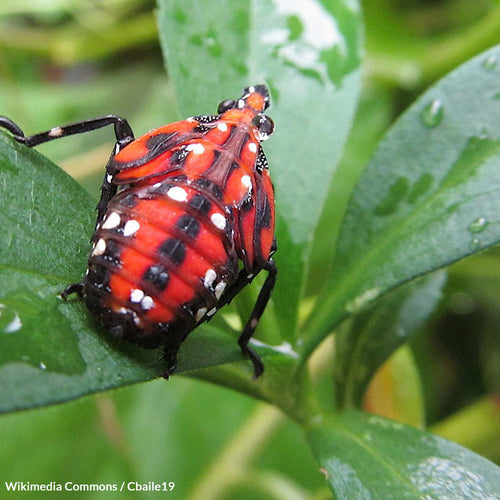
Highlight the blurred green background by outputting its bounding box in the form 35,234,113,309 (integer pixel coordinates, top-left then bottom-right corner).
0,1,499,498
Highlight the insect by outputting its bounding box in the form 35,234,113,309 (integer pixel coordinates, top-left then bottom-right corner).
0,85,276,379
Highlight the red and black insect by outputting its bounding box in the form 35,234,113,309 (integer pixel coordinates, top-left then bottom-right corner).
0,85,276,378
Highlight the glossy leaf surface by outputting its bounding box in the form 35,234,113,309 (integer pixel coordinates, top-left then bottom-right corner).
334,271,446,408
303,45,500,359
158,0,362,338
307,410,500,499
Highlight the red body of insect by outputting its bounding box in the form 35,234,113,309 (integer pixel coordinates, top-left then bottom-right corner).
0,85,276,378
85,86,276,375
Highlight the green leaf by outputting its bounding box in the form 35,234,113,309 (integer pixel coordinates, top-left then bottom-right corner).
0,134,93,281
334,271,446,408
303,44,500,359
306,409,500,499
158,0,362,339
0,137,289,413
0,0,363,412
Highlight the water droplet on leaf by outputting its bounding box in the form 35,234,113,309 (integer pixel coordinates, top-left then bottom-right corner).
468,217,488,234
470,237,481,250
421,99,444,128
482,54,497,71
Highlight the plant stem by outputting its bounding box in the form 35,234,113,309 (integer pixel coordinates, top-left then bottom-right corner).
186,403,284,500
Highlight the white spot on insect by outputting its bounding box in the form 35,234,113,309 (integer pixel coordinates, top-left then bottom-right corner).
106,174,113,183
241,174,252,191
248,85,256,93
130,288,145,303
153,182,162,188
102,211,121,229
210,212,226,230
167,186,188,202
215,281,227,300
117,307,129,315
204,268,217,288
237,99,245,108
186,143,205,155
92,238,106,256
217,122,228,132
141,295,154,310
195,307,207,322
48,126,64,137
186,116,196,122
123,219,140,237
248,142,258,153
207,307,217,317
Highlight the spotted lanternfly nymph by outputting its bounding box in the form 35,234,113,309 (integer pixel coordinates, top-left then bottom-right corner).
0,85,276,378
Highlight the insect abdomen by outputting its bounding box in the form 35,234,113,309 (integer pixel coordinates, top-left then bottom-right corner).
84,176,238,348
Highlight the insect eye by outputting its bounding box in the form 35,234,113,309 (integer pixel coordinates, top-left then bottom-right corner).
251,114,274,141
217,99,236,114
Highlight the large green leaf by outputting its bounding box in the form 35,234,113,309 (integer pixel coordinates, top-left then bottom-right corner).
0,136,151,412
334,271,446,408
158,0,362,339
0,136,294,413
302,44,500,359
307,409,500,498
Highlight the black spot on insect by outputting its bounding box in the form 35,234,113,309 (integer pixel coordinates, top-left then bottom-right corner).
171,174,187,183
171,148,189,166
194,178,223,200
119,193,138,208
176,214,200,239
159,238,186,266
181,296,208,322
99,238,121,266
260,196,272,228
86,263,111,292
150,182,174,195
143,264,170,291
240,197,254,212
188,194,211,214
211,149,222,165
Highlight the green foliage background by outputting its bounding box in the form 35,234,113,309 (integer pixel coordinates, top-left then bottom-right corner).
0,0,500,498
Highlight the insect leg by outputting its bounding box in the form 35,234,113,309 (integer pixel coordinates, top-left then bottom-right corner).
212,259,277,378
0,114,134,149
161,323,194,379
237,259,277,378
0,114,137,300
0,114,135,226
95,122,135,227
